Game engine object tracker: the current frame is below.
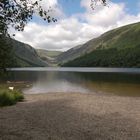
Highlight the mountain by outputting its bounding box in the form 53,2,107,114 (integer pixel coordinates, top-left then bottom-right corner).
37,49,62,58
0,36,48,67
36,49,62,66
56,45,83,64
61,22,140,67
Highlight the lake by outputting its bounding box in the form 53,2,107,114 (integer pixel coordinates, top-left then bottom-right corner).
1,67,140,96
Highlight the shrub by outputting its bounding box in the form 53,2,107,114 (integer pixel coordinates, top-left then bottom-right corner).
12,90,24,102
0,89,24,107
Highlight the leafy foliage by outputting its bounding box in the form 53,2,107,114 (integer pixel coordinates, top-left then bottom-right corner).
0,35,17,70
0,89,24,107
0,0,57,36
91,0,107,10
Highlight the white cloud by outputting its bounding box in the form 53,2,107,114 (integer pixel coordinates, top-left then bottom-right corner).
14,18,97,51
39,0,64,17
11,0,140,51
83,3,125,26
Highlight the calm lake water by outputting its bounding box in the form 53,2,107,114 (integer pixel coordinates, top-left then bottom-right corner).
1,67,140,96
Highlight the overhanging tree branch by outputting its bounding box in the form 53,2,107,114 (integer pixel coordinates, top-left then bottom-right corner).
0,0,57,36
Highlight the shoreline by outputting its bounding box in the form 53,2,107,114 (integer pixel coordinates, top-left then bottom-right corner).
0,92,140,140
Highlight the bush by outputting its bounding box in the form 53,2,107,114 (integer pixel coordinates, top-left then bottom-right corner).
0,89,24,107
12,90,24,102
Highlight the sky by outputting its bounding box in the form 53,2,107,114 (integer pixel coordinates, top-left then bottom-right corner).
11,0,140,51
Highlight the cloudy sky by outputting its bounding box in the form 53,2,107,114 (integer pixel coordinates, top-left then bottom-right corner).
11,0,140,51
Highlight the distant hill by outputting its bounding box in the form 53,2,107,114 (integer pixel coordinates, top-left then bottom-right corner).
62,22,140,67
36,49,62,66
37,49,62,58
56,45,82,64
0,37,48,67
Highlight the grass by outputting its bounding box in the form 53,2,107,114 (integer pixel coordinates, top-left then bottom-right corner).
0,89,24,107
62,22,140,67
37,49,62,58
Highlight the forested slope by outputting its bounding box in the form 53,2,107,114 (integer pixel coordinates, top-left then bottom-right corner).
62,22,140,67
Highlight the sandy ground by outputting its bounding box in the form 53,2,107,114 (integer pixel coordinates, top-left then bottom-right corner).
0,93,140,140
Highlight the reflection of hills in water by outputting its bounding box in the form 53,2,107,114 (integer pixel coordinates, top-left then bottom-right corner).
1,70,140,96
23,71,91,94
75,72,140,83
58,72,140,96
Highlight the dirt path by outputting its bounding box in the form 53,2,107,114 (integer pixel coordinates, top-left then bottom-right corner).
0,93,140,140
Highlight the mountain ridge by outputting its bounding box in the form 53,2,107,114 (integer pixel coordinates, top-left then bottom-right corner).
0,36,48,67
61,22,140,67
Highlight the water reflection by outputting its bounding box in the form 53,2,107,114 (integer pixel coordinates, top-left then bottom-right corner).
0,70,140,96
23,72,90,94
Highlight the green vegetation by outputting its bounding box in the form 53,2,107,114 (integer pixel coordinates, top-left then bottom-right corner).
63,46,140,67
46,51,62,58
37,49,62,60
0,36,48,69
0,89,24,107
37,50,62,58
0,35,17,70
36,49,62,66
56,45,83,64
62,22,140,67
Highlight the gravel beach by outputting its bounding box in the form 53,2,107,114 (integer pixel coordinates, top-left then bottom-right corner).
0,93,140,140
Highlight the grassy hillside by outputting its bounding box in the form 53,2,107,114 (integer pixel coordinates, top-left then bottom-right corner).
36,49,62,66
0,37,48,67
56,45,83,64
37,49,62,58
62,22,140,68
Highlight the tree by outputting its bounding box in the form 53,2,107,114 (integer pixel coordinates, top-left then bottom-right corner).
0,35,17,71
91,0,107,10
0,0,58,36
0,0,57,70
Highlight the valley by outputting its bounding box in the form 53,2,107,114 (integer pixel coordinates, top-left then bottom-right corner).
0,22,140,68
